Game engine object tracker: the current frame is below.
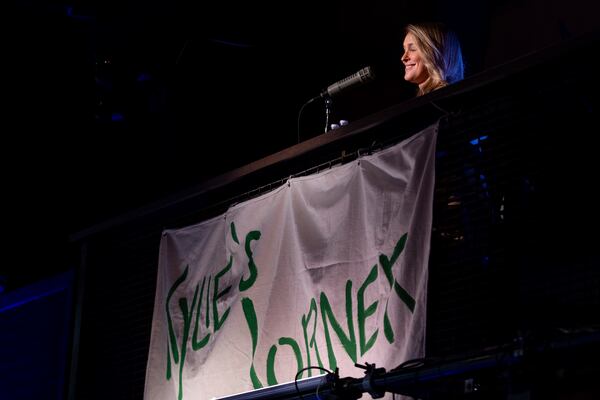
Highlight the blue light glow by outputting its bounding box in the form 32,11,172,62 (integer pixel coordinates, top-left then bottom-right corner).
470,135,489,145
111,113,124,122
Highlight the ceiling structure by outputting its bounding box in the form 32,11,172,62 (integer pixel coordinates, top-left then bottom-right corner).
5,0,599,291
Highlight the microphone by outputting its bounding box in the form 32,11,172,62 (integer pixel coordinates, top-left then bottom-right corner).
321,66,375,98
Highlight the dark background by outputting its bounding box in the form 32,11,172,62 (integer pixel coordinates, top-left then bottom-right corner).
4,0,600,290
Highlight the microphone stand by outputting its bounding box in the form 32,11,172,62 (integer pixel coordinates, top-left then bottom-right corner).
296,93,334,143
323,96,332,133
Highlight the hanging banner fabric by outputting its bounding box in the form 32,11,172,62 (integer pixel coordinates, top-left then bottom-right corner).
144,122,438,400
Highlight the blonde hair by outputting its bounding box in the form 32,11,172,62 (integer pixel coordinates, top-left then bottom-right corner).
405,23,464,96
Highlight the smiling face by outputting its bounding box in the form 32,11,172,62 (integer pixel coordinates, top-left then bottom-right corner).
402,32,429,87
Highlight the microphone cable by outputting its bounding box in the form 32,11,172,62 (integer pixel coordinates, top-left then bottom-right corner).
297,95,320,143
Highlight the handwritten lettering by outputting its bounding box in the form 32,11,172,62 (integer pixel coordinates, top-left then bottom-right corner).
165,227,413,399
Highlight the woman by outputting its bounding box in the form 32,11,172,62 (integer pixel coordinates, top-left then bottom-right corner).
402,23,464,96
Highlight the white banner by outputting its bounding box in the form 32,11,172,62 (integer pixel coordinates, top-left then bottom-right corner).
145,123,438,400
